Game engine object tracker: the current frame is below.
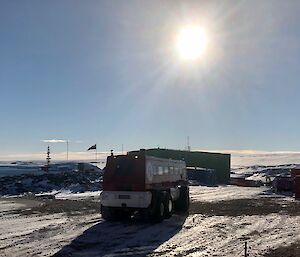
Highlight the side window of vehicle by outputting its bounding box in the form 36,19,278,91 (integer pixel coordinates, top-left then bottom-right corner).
153,165,157,175
158,166,164,175
174,167,179,175
164,166,168,174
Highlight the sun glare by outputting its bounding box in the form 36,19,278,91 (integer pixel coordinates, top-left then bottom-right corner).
176,26,207,60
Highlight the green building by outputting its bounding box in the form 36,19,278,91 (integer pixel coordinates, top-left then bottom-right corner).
129,148,231,184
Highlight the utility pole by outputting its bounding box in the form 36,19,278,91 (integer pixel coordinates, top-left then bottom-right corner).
244,241,248,257
46,145,51,172
96,144,98,163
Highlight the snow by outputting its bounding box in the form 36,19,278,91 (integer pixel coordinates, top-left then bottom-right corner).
190,185,266,202
152,214,300,257
1,185,299,257
0,200,27,212
0,162,102,177
54,190,101,200
0,207,100,257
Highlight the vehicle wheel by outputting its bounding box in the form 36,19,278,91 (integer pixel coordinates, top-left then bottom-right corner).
174,186,189,213
118,210,132,220
101,205,119,221
152,193,165,222
164,193,173,219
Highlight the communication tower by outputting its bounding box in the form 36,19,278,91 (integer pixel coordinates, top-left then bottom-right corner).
46,145,51,170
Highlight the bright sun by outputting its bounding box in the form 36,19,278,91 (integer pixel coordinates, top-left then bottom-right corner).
176,26,207,60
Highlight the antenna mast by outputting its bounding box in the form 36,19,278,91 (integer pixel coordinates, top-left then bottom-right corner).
46,145,51,171
187,136,191,151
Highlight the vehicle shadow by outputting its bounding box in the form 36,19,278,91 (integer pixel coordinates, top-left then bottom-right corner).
53,214,187,257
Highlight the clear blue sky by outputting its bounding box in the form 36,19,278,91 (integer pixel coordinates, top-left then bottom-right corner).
1,1,300,159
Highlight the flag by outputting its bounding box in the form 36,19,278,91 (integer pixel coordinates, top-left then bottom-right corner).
87,144,96,151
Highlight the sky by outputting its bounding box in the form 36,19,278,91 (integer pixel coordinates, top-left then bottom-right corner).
1,0,300,161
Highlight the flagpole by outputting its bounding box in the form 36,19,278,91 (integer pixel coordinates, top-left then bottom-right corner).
66,140,69,161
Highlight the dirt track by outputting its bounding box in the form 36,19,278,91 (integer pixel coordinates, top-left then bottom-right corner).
190,198,300,216
7,194,300,218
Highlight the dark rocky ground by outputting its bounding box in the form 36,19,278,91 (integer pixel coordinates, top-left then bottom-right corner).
190,197,300,216
0,171,102,195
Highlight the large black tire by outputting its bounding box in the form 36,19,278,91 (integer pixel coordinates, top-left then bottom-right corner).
174,186,189,213
151,193,165,223
118,209,133,220
101,205,119,221
164,192,173,219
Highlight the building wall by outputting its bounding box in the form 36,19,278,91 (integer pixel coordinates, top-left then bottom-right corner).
129,149,231,184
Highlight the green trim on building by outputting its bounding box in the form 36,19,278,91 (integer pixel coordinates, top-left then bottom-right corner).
129,148,231,184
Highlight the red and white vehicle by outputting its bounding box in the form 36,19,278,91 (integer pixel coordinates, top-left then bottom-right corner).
100,150,189,222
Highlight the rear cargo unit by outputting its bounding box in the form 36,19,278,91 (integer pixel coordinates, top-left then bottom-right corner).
100,150,189,222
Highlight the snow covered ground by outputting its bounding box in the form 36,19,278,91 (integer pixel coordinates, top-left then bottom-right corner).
1,153,300,256
1,185,299,257
152,213,300,257
190,185,267,202
0,198,100,257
